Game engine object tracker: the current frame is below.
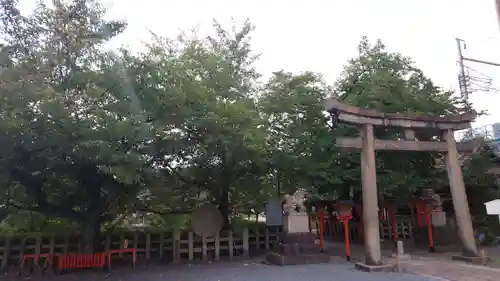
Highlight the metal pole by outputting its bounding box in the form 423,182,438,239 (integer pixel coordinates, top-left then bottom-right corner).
463,56,500,67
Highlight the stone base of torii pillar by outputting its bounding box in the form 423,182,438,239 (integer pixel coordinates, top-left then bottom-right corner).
265,212,330,266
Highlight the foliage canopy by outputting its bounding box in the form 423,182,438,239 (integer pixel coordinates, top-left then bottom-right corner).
0,0,497,245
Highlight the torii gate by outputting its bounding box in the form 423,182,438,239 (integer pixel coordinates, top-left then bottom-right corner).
325,98,481,271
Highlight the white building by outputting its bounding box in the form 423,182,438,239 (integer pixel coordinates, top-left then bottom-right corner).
493,122,500,141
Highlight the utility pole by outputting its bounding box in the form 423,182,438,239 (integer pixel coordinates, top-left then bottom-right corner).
456,38,469,100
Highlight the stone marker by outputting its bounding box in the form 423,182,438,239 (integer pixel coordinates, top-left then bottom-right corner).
392,240,410,273
265,199,284,226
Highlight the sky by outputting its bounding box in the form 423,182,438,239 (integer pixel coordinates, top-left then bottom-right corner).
19,0,500,133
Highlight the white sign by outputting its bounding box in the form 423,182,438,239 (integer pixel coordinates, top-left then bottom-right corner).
484,199,500,222
492,122,500,140
485,199,500,214
431,211,446,227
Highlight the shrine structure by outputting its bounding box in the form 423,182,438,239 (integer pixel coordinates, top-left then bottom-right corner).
324,98,481,271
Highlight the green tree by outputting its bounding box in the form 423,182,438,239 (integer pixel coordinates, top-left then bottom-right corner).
259,71,342,198
0,0,152,248
332,37,472,200
260,37,475,203
123,20,271,225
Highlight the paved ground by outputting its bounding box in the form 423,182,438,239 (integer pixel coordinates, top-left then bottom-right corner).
400,256,500,281
7,257,500,281
7,261,440,281
6,244,500,281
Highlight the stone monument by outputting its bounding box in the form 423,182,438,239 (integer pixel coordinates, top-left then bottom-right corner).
191,203,224,238
265,189,330,265
265,199,284,226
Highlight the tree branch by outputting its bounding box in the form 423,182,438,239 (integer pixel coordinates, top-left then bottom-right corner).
9,201,83,221
137,207,192,215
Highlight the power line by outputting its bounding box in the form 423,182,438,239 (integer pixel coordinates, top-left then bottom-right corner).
463,65,496,93
456,38,500,103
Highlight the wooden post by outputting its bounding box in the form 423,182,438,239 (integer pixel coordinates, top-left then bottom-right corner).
63,237,69,254
308,214,312,232
145,233,151,260
172,230,180,263
188,232,194,261
49,236,55,255
105,235,111,252
77,237,82,253
119,234,125,258
242,228,249,257
215,234,220,260
34,235,42,266
228,230,234,260
265,228,270,250
159,233,164,260
202,235,208,261
254,227,260,250
133,232,139,251
1,238,10,268
18,238,26,263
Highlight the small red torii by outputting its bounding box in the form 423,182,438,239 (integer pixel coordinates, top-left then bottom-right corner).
333,201,354,261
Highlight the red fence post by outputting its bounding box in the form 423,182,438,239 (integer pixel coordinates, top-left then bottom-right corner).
342,215,353,261
318,208,325,252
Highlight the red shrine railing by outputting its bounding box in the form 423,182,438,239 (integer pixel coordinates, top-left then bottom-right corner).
19,240,136,276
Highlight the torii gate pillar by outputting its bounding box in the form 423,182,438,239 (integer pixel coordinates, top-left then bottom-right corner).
445,129,479,259
360,124,382,265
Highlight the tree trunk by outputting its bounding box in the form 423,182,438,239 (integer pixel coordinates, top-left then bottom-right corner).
219,150,232,228
80,214,102,253
28,211,34,232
